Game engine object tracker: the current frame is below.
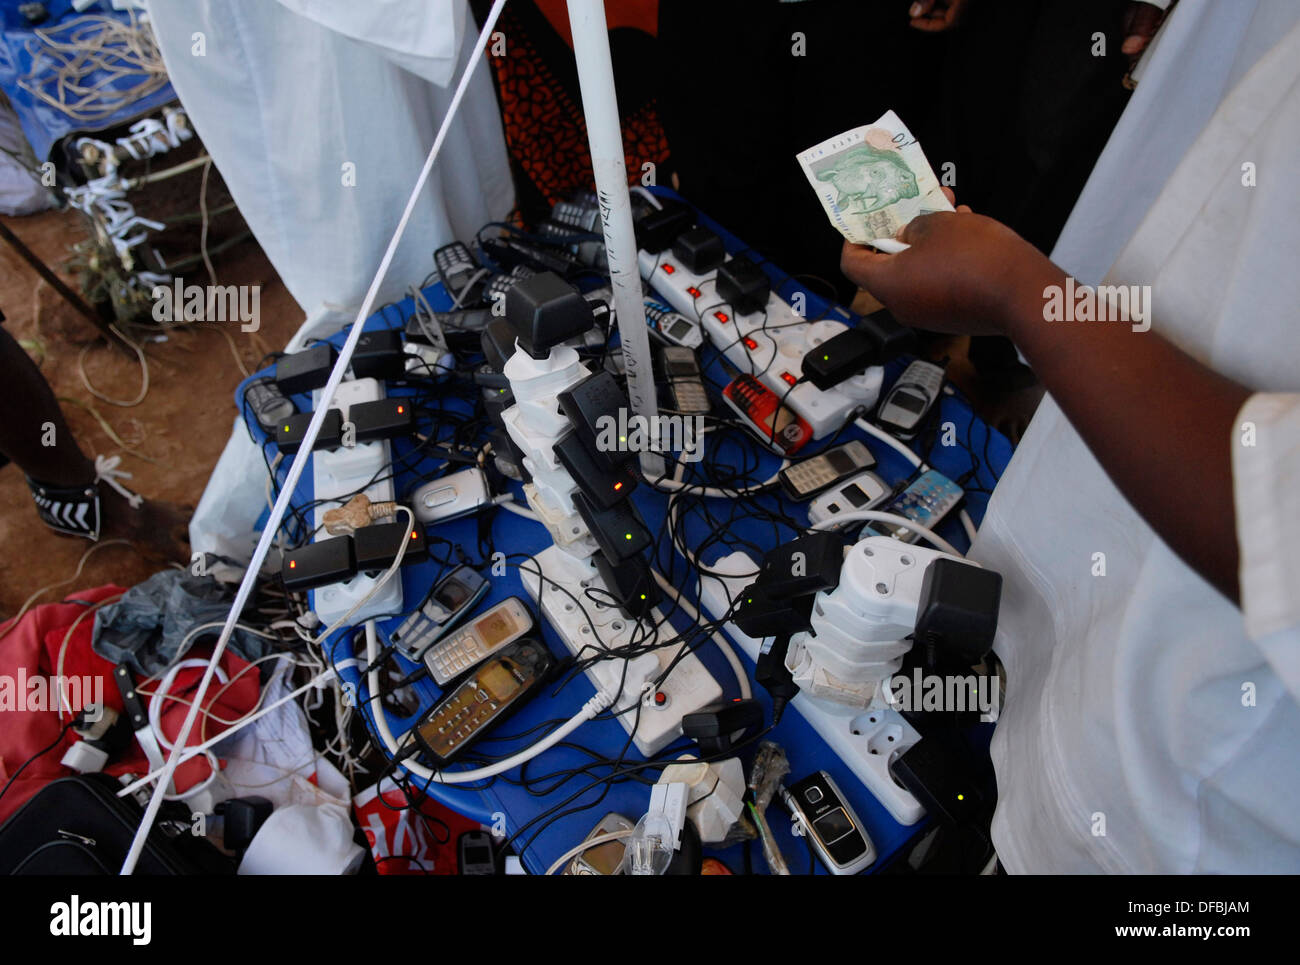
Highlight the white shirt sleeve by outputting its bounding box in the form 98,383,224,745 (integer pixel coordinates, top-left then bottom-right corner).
1232,392,1300,699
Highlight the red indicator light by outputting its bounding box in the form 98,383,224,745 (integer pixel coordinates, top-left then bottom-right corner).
781,371,797,386
713,311,729,323
613,481,624,491
289,560,297,569
744,337,758,350
397,405,405,414
662,264,676,274
686,286,701,298
654,691,667,706
410,531,419,540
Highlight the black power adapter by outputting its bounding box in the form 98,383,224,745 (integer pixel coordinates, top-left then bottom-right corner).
282,537,354,592
915,558,1003,667
506,271,595,359
802,309,920,391
350,329,406,381
757,531,845,600
682,697,765,755
716,254,770,314
671,226,726,275
275,342,337,396
634,199,694,253
593,552,659,619
889,738,985,827
556,371,635,467
276,408,343,455
347,398,415,442
731,584,815,639
354,520,429,571
572,492,651,564
554,429,638,510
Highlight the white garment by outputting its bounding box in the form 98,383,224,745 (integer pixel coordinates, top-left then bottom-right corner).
145,0,513,325
976,1,1300,873
143,0,515,564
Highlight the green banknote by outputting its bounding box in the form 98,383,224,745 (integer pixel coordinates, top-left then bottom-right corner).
797,111,953,253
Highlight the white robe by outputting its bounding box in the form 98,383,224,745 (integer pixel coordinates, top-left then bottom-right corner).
976,0,1300,872
143,0,515,565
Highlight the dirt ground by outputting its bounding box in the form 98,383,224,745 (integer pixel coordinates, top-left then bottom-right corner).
0,202,302,617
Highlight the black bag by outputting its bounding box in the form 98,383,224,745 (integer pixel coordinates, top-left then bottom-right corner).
0,774,234,875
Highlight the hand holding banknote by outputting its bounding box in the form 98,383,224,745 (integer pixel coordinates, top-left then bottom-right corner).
797,111,954,253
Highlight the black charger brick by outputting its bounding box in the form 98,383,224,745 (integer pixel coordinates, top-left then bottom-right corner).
275,343,337,396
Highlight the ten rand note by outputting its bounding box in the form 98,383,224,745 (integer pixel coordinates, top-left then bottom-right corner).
797,111,953,253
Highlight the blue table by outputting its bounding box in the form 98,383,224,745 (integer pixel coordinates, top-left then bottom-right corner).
235,196,1013,875
0,1,176,162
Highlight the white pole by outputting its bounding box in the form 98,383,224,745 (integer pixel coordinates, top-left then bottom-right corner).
566,0,663,479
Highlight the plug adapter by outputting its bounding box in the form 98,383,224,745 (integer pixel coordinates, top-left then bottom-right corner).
682,697,764,755
572,492,651,564
757,531,844,600
634,199,694,253
915,558,1003,666
275,342,338,396
554,428,638,509
282,537,354,592
276,408,343,455
348,397,415,442
593,552,659,619
671,227,726,275
556,371,636,467
716,254,770,314
506,271,595,359
353,519,429,571
350,329,406,381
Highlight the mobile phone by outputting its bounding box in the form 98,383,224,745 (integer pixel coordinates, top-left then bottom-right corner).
869,469,963,543
722,374,812,456
244,378,295,430
660,345,710,415
433,241,485,305
410,467,492,524
389,565,489,661
781,770,875,875
458,830,497,875
413,637,554,765
421,596,533,686
876,359,944,439
564,813,635,875
645,300,703,349
778,440,877,501
807,471,890,526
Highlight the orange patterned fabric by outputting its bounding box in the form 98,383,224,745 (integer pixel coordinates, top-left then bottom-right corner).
487,4,670,208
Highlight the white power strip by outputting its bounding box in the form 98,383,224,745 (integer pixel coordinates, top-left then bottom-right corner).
309,378,403,626
637,249,882,437
696,550,925,825
520,545,722,756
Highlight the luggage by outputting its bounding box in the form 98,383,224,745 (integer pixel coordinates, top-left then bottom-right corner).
0,773,234,875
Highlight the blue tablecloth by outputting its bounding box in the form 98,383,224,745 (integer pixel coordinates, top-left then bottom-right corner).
0,1,176,162
235,195,1013,875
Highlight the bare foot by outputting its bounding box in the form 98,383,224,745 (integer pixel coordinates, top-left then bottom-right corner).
98,487,192,565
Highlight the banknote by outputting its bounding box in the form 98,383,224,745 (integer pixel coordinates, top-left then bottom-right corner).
797,111,953,253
